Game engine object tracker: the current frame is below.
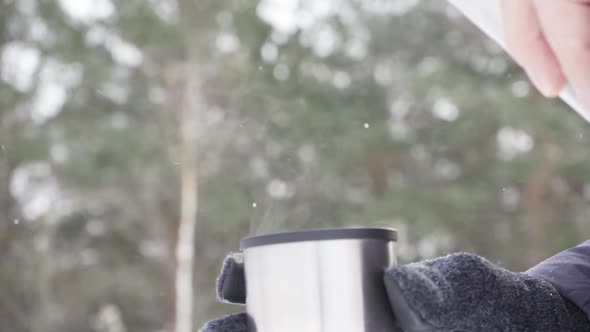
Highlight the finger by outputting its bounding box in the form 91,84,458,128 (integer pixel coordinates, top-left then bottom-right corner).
534,0,590,113
383,266,434,332
216,252,246,304
502,0,566,97
198,312,249,332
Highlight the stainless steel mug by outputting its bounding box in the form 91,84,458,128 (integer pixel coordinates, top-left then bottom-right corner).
240,227,398,332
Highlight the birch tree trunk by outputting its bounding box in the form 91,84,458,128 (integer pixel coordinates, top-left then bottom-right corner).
174,60,202,332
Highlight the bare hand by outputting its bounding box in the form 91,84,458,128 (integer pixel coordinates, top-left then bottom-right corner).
502,0,590,112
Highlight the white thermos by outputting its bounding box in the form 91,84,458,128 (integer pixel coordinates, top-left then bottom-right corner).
448,0,590,123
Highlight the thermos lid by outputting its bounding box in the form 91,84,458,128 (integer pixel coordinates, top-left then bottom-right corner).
240,227,397,249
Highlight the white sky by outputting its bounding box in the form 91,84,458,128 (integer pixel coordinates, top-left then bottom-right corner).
1,42,40,92
257,0,339,35
57,0,115,23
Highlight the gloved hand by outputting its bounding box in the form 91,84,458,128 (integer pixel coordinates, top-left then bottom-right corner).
199,252,590,332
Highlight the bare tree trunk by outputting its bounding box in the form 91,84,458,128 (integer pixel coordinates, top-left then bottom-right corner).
521,93,556,267
174,60,202,332
33,218,59,332
522,136,554,266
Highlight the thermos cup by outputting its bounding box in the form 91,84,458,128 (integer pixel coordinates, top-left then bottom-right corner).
240,227,398,332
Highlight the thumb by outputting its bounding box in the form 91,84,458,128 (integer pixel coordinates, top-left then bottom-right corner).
216,252,246,304
383,264,443,332
198,312,249,332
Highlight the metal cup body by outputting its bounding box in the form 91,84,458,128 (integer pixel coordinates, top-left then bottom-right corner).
242,228,397,332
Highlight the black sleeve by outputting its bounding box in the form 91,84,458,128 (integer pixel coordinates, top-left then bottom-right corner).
526,240,590,321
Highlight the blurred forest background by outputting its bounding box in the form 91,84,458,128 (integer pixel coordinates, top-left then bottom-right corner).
1,0,590,331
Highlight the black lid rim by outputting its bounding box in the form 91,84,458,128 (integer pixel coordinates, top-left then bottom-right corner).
240,227,397,249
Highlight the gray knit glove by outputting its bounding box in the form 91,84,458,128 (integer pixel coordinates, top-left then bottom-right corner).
384,253,589,331
199,252,590,332
198,253,248,332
